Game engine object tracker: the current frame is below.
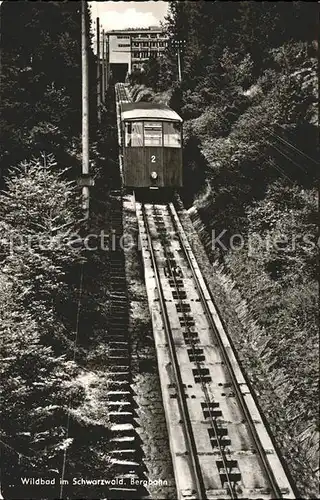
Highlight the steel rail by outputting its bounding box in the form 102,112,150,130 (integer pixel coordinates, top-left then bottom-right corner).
167,202,284,499
152,204,238,498
140,202,207,500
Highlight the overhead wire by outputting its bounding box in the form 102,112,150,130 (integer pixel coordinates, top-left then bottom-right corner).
264,126,314,177
266,131,315,174
267,158,295,185
0,438,35,465
59,262,84,499
266,127,318,166
266,127,318,165
272,139,311,171
267,141,309,174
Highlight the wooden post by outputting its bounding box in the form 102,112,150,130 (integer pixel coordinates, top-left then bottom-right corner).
96,17,101,123
81,0,89,219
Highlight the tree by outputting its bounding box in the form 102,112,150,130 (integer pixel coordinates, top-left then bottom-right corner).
1,282,82,499
0,1,96,182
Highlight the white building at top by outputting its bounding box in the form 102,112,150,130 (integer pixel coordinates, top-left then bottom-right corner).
106,26,168,80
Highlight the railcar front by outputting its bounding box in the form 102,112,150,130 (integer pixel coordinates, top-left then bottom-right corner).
120,103,183,194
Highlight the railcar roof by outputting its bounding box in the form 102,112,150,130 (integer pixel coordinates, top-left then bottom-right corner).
120,102,182,122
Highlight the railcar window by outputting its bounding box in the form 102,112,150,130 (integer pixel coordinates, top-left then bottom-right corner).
163,122,181,148
144,121,162,147
125,122,143,147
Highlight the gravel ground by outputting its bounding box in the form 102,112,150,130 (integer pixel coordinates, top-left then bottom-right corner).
122,194,177,500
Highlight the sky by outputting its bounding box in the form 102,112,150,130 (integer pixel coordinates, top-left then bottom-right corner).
89,1,169,32
0,1,169,50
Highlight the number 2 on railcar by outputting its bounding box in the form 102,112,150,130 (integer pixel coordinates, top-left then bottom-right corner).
120,102,183,190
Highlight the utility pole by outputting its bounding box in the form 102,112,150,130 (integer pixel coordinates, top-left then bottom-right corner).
96,17,101,123
173,39,185,82
177,45,182,82
81,0,90,219
105,34,109,90
101,29,105,104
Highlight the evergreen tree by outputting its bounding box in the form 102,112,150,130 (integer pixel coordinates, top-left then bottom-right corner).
0,1,96,182
0,155,85,498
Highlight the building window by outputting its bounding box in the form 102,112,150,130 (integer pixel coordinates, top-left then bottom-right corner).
125,122,143,147
119,43,130,47
163,122,181,148
144,122,162,147
117,35,130,39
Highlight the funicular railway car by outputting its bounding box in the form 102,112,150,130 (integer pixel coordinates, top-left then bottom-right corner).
120,102,183,191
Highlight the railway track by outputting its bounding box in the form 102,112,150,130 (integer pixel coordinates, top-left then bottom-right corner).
115,83,131,105
135,199,296,500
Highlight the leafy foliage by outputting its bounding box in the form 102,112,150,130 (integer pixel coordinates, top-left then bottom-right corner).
224,182,318,494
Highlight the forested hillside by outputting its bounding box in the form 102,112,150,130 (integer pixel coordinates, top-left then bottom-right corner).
0,1,318,498
137,2,319,497
0,3,111,498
